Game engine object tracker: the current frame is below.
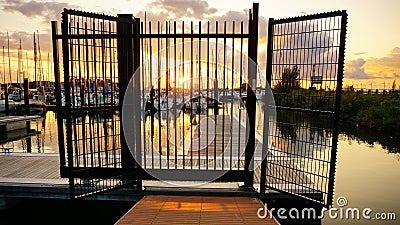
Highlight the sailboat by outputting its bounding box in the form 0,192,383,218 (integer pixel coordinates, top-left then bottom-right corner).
27,32,46,112
13,33,46,114
0,32,18,113
9,40,24,102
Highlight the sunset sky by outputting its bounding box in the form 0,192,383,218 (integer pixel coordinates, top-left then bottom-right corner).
0,0,399,89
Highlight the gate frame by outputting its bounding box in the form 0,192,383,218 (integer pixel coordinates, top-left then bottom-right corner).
260,10,348,206
52,3,260,198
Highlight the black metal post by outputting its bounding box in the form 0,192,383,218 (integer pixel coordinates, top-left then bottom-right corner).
117,14,135,169
23,78,30,116
260,17,275,193
4,84,9,116
52,21,66,170
61,10,75,198
327,10,347,206
133,18,142,189
244,2,258,189
24,78,31,153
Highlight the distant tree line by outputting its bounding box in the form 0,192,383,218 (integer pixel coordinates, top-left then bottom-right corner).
272,66,400,137
340,85,400,136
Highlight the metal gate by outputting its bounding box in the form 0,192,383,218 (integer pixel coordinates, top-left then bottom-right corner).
53,4,346,205
52,10,142,198
260,11,347,206
53,4,260,198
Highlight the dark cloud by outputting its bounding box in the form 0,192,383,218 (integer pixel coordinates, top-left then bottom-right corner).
3,0,78,23
345,58,375,79
354,52,366,56
144,0,217,20
142,1,268,38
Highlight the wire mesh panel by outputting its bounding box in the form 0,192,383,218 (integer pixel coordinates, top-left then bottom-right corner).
63,10,119,108
262,11,347,206
54,9,139,199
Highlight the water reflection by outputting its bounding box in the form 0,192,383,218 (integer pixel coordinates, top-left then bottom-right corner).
0,105,398,159
0,111,59,153
339,122,400,154
269,110,333,159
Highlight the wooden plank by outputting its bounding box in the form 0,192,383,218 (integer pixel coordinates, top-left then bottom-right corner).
0,115,41,125
0,154,61,180
115,195,280,225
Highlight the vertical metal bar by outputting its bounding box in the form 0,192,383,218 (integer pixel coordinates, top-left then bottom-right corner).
173,21,177,169
181,21,185,169
237,21,243,168
166,21,170,169
206,21,210,170
68,22,76,107
61,11,74,199
230,21,235,170
85,22,91,106
92,21,98,106
23,78,30,154
51,21,66,169
327,11,347,206
213,21,218,170
245,2,258,188
157,21,162,169
133,18,142,189
198,21,201,170
89,113,94,166
108,21,114,167
260,17,275,193
109,22,114,107
77,22,84,107
117,14,135,169
96,112,102,167
149,22,155,169
101,22,106,105
141,21,146,169
214,21,219,117
190,21,193,170
221,21,226,171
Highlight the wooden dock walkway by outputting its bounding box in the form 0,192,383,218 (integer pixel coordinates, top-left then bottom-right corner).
115,195,280,225
0,115,41,132
0,153,70,199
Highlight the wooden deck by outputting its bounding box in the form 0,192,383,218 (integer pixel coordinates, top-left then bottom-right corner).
115,195,280,225
0,153,63,181
0,153,70,199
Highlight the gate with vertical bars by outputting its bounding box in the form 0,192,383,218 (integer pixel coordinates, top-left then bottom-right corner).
52,3,347,206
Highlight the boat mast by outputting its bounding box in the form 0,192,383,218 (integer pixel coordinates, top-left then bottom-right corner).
34,32,37,88
47,52,50,88
37,30,43,89
2,46,5,84
25,52,29,80
17,39,22,85
7,32,12,84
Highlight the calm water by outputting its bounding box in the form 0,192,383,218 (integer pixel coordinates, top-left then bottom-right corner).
1,110,399,224
322,133,400,224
